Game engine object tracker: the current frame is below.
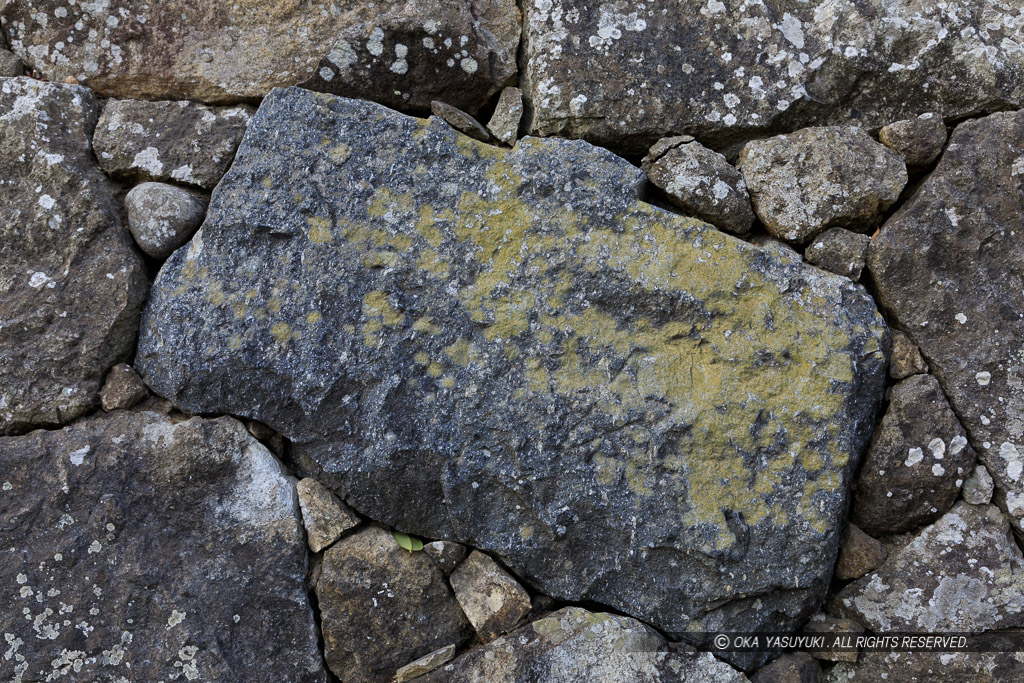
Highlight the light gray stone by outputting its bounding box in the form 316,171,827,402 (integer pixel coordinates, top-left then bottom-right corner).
296,477,360,552
125,182,207,259
487,86,524,145
963,464,995,505
827,651,1024,682
450,551,532,642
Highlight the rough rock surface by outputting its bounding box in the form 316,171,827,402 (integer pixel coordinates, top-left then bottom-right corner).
0,411,328,682
642,138,754,235
834,524,885,581
125,182,207,260
878,112,948,170
868,110,1024,533
826,651,1024,682
450,550,532,641
0,47,21,76
963,464,996,506
487,86,524,145
889,329,928,379
752,653,822,683
423,607,749,682
852,374,976,535
136,88,889,660
99,363,150,412
1,0,520,114
805,228,870,281
425,540,469,574
395,645,457,683
739,127,907,244
94,99,253,189
0,78,147,435
521,0,1024,152
315,526,472,682
296,477,360,552
834,502,1024,632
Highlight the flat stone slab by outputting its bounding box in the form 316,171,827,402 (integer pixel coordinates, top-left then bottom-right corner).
0,411,327,682
137,88,888,659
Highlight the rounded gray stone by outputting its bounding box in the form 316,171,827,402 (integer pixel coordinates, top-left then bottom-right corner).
125,182,207,259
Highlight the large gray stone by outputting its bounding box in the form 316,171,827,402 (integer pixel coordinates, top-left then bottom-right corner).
0,411,328,682
423,607,749,682
94,99,253,189
0,77,147,435
868,110,1024,534
1,0,519,115
136,88,889,663
521,0,1024,152
834,502,1024,632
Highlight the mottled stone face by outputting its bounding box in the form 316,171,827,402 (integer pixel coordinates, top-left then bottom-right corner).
136,88,888,662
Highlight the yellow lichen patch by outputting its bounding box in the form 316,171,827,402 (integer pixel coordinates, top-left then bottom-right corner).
306,311,322,325
414,351,431,366
426,361,444,377
328,143,350,164
368,187,416,221
444,338,476,367
362,290,404,327
440,376,456,389
412,316,442,335
307,216,333,244
267,297,282,313
270,322,291,342
261,176,273,188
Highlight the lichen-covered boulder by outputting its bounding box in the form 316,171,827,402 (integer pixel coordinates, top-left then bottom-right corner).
423,607,749,683
136,88,888,664
1,0,519,115
0,411,328,682
0,77,147,435
868,110,1024,533
521,0,1024,152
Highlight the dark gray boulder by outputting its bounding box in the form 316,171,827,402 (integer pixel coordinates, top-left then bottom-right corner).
868,110,1024,534
136,88,889,666
0,411,328,682
0,77,147,435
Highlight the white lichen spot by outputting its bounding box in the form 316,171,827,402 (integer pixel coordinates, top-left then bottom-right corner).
976,371,991,386
2,481,11,491
38,194,55,210
1000,442,1023,482
68,445,90,466
460,56,478,74
88,540,101,554
905,447,924,467
932,463,945,476
955,312,968,324
366,27,385,57
950,435,968,456
131,147,163,176
167,609,186,629
779,13,805,49
28,271,56,289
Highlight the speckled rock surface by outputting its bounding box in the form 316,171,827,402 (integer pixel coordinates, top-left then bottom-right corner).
521,0,1024,152
0,77,147,435
136,88,889,665
642,137,754,235
852,374,976,535
879,112,948,169
739,127,907,244
93,99,253,189
450,550,532,642
1,1,519,113
125,182,207,260
805,228,870,281
868,110,1024,534
834,502,1024,632
315,526,472,682
0,411,328,682
423,607,749,682
826,651,1024,682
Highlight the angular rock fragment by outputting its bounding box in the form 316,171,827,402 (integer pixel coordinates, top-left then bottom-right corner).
487,86,524,145
431,100,491,142
826,651,1024,682
868,111,1024,533
395,644,457,683
315,526,472,682
0,411,328,682
423,607,748,682
2,0,519,114
450,551,532,642
425,540,469,574
888,330,928,379
805,228,870,281
137,88,889,659
0,48,21,76
94,99,253,189
739,127,907,244
642,137,754,235
99,363,150,412
835,502,1024,632
752,653,822,683
126,182,207,259
963,464,995,506
521,1,1024,152
296,477,360,552
852,374,976,534
878,113,947,170
0,78,147,434
834,524,885,581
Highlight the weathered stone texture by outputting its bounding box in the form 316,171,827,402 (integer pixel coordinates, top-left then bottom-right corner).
0,77,147,435
878,112,948,170
125,182,207,260
827,652,1024,682
1,0,520,114
0,411,328,682
136,88,888,661
522,0,1024,152
868,110,1024,533
99,363,150,412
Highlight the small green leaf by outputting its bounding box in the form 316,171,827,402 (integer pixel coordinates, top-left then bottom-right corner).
393,531,424,552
